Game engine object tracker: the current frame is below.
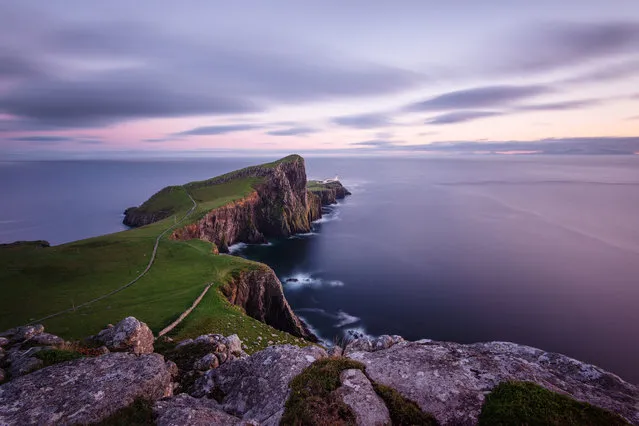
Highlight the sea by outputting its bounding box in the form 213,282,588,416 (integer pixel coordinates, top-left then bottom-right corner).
1,155,638,383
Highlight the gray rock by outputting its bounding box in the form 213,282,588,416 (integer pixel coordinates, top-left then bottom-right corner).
348,340,639,425
6,347,46,377
193,344,327,425
194,353,219,371
0,368,5,383
327,346,343,357
1,324,45,343
0,337,8,347
94,316,154,354
0,352,173,425
166,360,179,379
336,369,390,426
226,334,242,355
27,332,65,348
154,394,242,426
344,335,404,355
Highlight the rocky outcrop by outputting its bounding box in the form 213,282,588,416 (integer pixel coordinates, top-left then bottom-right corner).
309,180,352,206
171,155,323,251
154,394,242,426
93,316,155,354
192,344,327,425
0,324,69,380
0,352,173,425
220,266,316,341
346,338,639,425
123,185,184,227
336,369,391,426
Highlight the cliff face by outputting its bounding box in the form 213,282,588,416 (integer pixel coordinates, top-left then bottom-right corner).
310,181,352,205
220,266,316,341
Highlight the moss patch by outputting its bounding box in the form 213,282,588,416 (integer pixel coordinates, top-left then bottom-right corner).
34,349,83,367
94,398,155,426
281,358,366,426
478,381,630,426
373,382,439,426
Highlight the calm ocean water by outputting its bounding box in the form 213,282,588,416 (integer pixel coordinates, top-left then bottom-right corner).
2,156,638,383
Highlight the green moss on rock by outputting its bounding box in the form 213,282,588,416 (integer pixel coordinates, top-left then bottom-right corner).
478,381,631,426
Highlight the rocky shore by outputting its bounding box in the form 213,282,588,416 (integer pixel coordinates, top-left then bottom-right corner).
1,317,636,425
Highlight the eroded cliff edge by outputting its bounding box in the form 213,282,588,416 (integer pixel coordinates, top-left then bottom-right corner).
221,266,315,340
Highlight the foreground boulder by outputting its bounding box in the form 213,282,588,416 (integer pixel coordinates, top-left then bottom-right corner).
193,344,327,425
347,339,639,425
154,394,242,426
336,369,390,426
94,316,154,354
0,352,173,425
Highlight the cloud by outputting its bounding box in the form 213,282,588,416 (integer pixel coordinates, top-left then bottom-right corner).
8,135,71,143
0,16,424,129
351,139,397,148
266,126,319,136
332,112,392,129
513,99,602,111
176,124,264,136
405,85,551,112
497,21,639,74
425,111,502,125
393,137,639,155
627,115,639,120
561,59,639,85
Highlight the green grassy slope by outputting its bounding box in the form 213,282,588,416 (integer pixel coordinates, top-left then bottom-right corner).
0,157,308,353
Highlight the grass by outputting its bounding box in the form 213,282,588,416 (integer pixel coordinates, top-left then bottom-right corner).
373,383,439,426
282,358,366,426
478,381,630,426
93,398,155,426
0,155,311,352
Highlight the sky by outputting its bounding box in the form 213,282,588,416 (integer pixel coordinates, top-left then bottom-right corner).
1,0,638,158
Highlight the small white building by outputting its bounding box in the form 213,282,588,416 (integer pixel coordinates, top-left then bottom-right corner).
322,175,339,184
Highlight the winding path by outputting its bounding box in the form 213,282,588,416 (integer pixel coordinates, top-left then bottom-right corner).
27,188,197,325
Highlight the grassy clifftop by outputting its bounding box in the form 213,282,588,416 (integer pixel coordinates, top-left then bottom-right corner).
0,155,312,353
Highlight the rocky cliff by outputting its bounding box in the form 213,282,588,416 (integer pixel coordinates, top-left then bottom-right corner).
1,320,637,425
220,266,316,341
170,155,349,252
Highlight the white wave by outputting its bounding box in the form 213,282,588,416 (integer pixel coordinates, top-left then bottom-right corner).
281,273,345,290
0,220,19,224
227,242,247,254
335,310,360,327
312,210,341,224
343,326,373,340
260,242,273,247
288,232,317,239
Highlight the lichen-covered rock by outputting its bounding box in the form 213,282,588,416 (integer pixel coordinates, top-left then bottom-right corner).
344,335,404,355
0,337,9,347
7,349,44,377
348,340,639,425
194,353,219,371
0,368,5,383
0,324,45,344
94,316,154,354
0,352,173,425
28,332,65,348
192,344,327,425
327,346,344,357
154,394,242,426
336,369,390,426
